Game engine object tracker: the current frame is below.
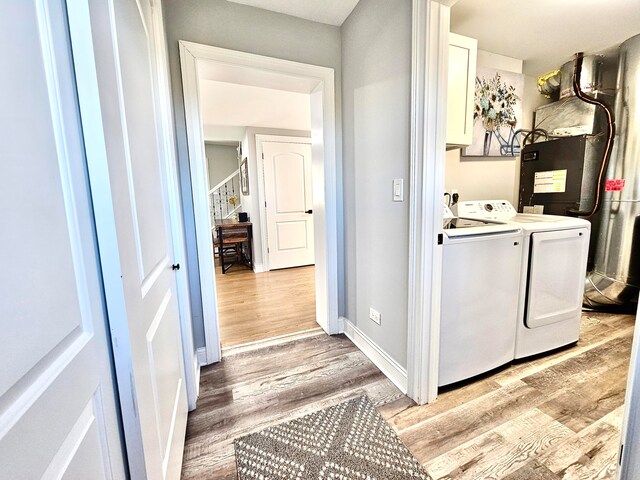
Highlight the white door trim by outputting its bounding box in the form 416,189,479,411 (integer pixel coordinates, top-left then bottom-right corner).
147,0,199,410
406,0,449,404
179,42,340,363
617,303,640,478
255,134,313,272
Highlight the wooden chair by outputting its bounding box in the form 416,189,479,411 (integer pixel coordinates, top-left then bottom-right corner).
219,225,252,273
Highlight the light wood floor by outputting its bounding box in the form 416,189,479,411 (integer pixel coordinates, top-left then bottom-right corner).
214,263,317,348
181,311,634,479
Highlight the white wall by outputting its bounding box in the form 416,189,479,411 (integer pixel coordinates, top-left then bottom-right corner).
163,0,342,349
341,0,412,367
205,143,239,189
445,49,549,205
240,127,311,271
199,79,311,131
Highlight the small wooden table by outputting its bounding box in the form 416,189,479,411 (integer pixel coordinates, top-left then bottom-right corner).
215,220,253,274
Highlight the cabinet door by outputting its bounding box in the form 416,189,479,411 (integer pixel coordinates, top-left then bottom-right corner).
446,33,477,147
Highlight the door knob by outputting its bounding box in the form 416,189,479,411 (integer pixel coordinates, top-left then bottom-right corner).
305,209,313,214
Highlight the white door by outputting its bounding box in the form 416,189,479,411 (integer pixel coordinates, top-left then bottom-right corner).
0,1,126,478
81,0,188,478
262,141,315,270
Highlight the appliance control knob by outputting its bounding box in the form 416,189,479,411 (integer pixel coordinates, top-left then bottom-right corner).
485,204,494,211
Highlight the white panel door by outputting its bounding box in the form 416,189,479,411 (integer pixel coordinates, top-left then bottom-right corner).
83,0,188,478
0,1,126,478
526,228,590,328
262,142,315,270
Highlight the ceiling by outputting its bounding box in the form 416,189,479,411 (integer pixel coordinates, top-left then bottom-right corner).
198,59,319,93
199,79,311,140
451,0,640,76
225,0,360,26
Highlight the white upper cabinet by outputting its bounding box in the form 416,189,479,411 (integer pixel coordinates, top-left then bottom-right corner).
446,33,478,148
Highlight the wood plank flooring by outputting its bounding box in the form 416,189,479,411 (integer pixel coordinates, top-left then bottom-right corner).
214,263,317,348
181,312,634,479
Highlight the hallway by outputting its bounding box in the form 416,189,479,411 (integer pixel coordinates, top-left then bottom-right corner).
181,312,633,479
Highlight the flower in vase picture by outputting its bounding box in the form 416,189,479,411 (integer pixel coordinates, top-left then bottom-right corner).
464,67,524,157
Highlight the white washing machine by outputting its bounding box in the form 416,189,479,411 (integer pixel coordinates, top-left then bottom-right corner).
439,210,523,386
455,200,591,359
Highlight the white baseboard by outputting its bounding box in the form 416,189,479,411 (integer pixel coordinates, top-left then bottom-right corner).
341,317,408,394
196,347,208,366
253,263,266,273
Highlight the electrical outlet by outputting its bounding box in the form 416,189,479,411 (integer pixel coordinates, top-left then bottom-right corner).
369,307,381,325
451,188,458,195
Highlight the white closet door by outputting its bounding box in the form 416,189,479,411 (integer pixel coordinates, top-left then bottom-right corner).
82,0,188,477
0,1,126,478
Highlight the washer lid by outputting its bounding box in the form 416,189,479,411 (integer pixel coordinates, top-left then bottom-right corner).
444,218,521,239
444,218,501,229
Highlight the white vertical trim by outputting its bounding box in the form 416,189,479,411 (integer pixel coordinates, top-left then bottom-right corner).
179,41,341,362
255,137,270,272
406,0,449,405
148,0,199,409
617,304,640,478
179,44,223,365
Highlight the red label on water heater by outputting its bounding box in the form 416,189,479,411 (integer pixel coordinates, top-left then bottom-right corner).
605,179,625,192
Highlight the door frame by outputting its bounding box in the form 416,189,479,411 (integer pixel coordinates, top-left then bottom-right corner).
617,303,640,477
179,41,340,364
255,134,313,272
406,0,450,404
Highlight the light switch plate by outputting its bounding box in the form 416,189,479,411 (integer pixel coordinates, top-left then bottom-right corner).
393,179,404,202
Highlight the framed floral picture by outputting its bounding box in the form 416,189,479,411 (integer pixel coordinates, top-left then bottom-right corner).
463,67,524,157
240,157,249,195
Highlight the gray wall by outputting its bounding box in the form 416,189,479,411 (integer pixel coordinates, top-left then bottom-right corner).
205,143,239,189
163,0,343,348
341,0,412,367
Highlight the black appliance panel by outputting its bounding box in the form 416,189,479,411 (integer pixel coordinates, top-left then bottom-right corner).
519,136,587,216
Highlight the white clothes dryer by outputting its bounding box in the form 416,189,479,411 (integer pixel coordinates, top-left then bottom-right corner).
455,200,590,359
439,216,523,386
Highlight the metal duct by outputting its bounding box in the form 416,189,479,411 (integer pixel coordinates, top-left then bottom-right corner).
560,55,603,99
584,33,640,308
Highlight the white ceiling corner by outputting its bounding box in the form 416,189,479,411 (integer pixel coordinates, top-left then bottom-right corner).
451,0,640,76
225,0,360,26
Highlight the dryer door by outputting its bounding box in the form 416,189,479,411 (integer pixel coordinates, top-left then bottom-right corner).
526,228,589,328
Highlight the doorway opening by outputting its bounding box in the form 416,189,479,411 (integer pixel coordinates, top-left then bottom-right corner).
209,135,319,350
180,42,340,363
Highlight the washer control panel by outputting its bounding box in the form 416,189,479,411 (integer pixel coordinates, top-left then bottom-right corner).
455,200,517,220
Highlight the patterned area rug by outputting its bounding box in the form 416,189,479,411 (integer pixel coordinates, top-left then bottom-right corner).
234,396,431,479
